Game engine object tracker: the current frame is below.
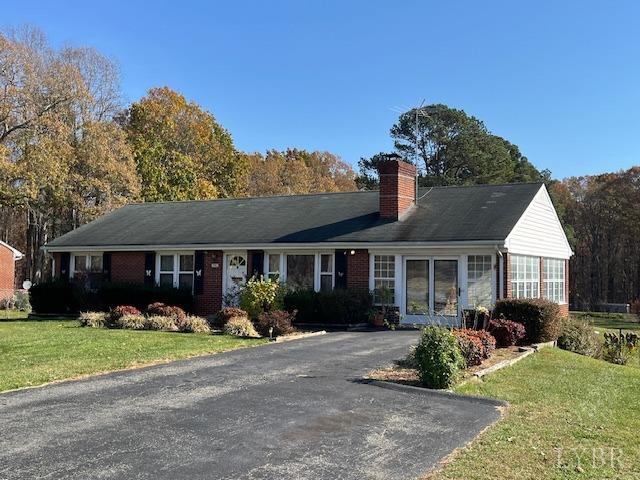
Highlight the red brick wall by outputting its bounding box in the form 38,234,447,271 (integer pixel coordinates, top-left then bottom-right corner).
111,252,146,284
503,253,512,299
0,244,15,301
194,250,223,316
378,160,416,219
347,249,369,291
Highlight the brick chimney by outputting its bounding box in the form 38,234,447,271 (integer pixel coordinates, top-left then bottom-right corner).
377,157,417,220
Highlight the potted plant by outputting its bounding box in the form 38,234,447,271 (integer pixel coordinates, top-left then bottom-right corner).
371,286,393,328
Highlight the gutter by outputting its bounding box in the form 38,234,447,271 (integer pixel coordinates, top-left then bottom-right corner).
43,240,508,254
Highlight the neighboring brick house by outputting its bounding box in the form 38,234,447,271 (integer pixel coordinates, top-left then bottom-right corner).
0,241,23,302
45,159,572,323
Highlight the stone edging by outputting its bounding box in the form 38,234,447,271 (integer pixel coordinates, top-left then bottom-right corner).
273,330,327,343
472,341,556,379
363,379,508,408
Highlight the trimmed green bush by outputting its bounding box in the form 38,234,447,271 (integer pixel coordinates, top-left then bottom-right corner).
493,298,563,343
283,288,373,325
558,320,602,358
30,280,78,314
414,326,464,389
223,317,260,337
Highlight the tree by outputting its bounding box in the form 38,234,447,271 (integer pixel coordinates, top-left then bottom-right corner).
357,104,548,188
0,27,139,282
244,149,356,197
123,87,245,201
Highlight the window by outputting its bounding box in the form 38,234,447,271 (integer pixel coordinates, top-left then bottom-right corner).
373,255,395,304
72,254,103,289
510,255,540,299
267,253,281,280
286,254,314,290
157,253,194,291
467,255,493,307
320,254,333,292
544,258,565,303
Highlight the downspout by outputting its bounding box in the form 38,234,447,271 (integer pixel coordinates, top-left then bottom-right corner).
496,245,504,301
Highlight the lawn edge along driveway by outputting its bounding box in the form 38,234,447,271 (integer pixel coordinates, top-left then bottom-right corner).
0,319,267,393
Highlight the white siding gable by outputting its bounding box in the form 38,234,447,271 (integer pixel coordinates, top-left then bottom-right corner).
505,185,572,259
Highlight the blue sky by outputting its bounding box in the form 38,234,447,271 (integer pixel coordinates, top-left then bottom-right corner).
4,1,639,179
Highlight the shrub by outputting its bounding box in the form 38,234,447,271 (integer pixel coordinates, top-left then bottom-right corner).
223,317,260,337
98,282,193,312
13,290,31,312
474,330,497,358
256,310,296,336
179,315,211,333
116,314,146,330
493,298,563,343
283,288,374,325
146,303,187,323
557,320,602,358
602,331,639,365
414,326,464,389
239,276,285,318
30,280,78,314
215,307,249,326
79,311,108,328
488,319,526,347
453,329,496,366
109,305,141,321
144,315,179,332
631,300,640,316
453,330,484,367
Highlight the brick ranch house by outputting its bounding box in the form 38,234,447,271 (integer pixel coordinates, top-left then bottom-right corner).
0,241,23,302
43,160,572,324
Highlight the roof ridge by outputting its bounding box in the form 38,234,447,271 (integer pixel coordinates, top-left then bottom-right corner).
421,181,544,190
124,189,371,206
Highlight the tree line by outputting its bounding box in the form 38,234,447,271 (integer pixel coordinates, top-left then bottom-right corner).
1,26,637,308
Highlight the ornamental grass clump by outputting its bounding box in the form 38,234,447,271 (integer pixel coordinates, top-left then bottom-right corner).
223,317,260,338
414,326,464,389
144,315,178,332
110,305,141,322
602,331,639,365
179,315,211,333
79,311,108,328
116,314,146,330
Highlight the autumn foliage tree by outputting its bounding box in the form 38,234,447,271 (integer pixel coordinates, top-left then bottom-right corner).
122,87,245,201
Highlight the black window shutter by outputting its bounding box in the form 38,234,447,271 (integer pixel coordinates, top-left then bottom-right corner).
144,252,155,286
60,252,71,282
251,250,264,278
102,253,112,282
194,251,205,295
334,249,348,289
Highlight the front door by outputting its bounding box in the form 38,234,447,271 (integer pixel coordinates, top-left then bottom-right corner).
403,257,459,326
226,254,248,288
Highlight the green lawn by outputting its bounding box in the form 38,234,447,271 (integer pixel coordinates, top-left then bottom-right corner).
429,348,640,480
571,311,640,334
0,320,267,392
0,309,30,321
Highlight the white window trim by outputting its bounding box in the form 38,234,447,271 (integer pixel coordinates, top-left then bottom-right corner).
371,254,397,305
543,258,566,304
155,251,195,292
262,251,334,292
70,252,103,279
510,254,540,299
466,254,495,309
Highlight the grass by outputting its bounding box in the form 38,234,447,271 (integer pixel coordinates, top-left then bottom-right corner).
0,309,30,321
571,311,640,334
0,319,267,392
428,348,640,480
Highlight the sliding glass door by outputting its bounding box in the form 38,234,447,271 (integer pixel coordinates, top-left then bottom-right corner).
403,257,459,325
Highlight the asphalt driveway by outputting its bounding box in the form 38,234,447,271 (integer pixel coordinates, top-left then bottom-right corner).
0,331,503,480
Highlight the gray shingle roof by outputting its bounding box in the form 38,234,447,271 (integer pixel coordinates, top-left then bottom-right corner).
45,183,543,249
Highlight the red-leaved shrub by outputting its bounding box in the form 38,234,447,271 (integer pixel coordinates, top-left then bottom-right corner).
146,302,187,323
256,310,296,336
110,305,141,321
473,330,496,358
488,319,526,347
216,307,249,326
453,329,497,366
